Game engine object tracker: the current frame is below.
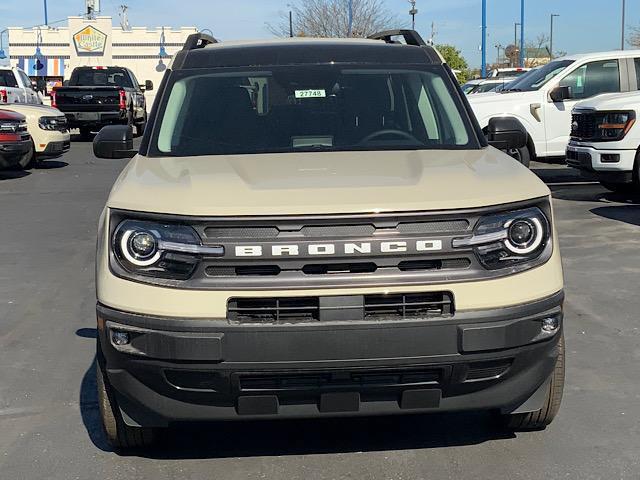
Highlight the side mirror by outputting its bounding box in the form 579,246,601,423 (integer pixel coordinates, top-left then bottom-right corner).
144,80,154,92
486,117,527,150
550,85,571,103
93,125,137,159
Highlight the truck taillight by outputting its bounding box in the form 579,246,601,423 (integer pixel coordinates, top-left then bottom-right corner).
51,89,57,108
0,89,7,103
119,89,126,110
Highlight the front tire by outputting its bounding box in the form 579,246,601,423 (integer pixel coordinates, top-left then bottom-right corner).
504,334,565,430
96,362,156,450
508,144,531,168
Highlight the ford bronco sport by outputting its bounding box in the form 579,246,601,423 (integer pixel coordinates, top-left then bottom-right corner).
93,30,565,450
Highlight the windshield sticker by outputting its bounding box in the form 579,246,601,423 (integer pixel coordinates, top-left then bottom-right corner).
295,89,326,99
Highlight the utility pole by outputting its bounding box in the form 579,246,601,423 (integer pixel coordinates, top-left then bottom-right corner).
549,14,559,59
409,1,418,30
519,0,525,68
621,0,626,50
289,10,293,37
481,0,487,78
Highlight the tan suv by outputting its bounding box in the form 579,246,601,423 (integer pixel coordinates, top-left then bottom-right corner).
93,31,565,450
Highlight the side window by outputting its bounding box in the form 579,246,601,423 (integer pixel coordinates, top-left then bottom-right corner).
0,71,19,88
128,71,140,89
635,58,640,89
559,60,620,100
19,71,33,89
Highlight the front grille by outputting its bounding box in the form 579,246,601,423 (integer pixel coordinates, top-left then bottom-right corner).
364,292,454,318
238,367,442,393
227,292,454,323
202,218,470,241
571,112,599,140
206,258,471,278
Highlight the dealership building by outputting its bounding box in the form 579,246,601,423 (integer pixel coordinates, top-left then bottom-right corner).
7,15,198,104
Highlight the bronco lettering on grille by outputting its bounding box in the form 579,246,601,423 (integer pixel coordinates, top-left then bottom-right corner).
234,240,443,257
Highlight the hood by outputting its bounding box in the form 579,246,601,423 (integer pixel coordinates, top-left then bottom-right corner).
106,148,550,217
467,89,540,107
0,109,26,121
0,104,63,120
574,91,640,111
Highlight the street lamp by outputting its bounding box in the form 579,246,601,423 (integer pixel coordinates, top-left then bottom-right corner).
409,0,418,31
549,14,560,60
513,23,520,68
481,0,487,78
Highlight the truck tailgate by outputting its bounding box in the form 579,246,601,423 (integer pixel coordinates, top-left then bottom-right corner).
54,87,122,112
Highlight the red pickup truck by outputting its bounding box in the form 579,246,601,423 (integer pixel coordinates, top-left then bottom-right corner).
0,110,33,170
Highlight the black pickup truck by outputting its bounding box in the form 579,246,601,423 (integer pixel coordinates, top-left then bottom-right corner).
52,66,152,138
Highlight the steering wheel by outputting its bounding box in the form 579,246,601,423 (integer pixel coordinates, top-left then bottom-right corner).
360,129,420,144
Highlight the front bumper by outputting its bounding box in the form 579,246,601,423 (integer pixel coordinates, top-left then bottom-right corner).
97,291,564,427
0,139,32,169
566,143,636,182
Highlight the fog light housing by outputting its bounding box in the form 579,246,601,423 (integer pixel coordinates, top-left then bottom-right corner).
541,317,560,334
111,330,131,346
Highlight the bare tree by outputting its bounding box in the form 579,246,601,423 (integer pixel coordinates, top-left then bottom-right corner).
524,34,552,67
267,0,404,38
629,25,640,48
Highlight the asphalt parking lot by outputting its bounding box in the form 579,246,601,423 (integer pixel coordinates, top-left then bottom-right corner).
0,140,639,480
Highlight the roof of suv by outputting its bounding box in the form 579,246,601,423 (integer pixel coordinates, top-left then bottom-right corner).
171,30,444,70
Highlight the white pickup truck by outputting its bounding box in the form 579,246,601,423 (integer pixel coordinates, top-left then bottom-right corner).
468,50,640,166
566,91,640,192
0,66,42,105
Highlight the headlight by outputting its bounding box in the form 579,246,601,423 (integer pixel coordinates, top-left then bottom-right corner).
452,207,551,270
595,111,635,141
112,219,223,280
38,116,66,131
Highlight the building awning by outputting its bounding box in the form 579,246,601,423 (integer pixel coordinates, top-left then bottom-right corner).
17,57,66,77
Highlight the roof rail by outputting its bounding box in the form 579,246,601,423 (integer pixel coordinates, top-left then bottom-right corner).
368,29,427,47
182,32,218,51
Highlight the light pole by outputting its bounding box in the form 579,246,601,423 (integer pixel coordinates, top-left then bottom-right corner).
43,0,48,26
481,0,487,78
409,1,418,30
550,14,559,59
513,23,520,68
621,0,626,50
519,0,525,68
495,44,503,65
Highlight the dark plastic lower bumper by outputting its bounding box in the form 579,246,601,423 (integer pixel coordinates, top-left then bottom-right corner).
0,139,32,169
40,140,70,158
97,291,564,427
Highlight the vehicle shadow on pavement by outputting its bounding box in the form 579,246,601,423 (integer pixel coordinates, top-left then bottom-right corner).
76,328,112,453
36,160,69,170
591,205,640,226
75,329,516,458
0,170,31,181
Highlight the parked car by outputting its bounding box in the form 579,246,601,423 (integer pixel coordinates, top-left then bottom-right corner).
566,91,640,193
0,109,33,170
52,66,152,139
92,31,565,450
0,104,70,168
462,78,516,95
488,67,531,79
468,50,640,166
0,66,42,105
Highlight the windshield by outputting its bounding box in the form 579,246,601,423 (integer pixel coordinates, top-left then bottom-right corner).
503,60,574,92
151,65,477,157
69,68,133,88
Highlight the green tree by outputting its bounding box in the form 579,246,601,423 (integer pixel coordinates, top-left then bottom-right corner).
435,44,470,83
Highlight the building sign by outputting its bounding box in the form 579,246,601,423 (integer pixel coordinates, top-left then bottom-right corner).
73,26,107,53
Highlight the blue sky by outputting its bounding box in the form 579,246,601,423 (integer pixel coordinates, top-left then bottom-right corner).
1,0,638,67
